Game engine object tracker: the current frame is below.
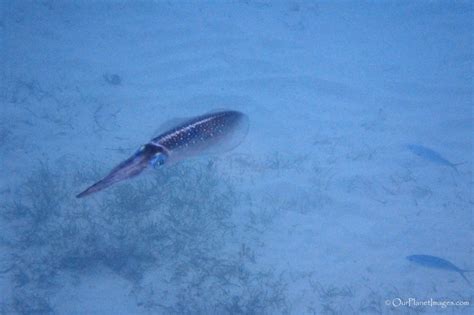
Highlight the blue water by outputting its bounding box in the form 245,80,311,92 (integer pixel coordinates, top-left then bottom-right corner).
1,1,472,314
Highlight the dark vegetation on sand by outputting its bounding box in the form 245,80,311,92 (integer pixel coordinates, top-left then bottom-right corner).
1,161,289,314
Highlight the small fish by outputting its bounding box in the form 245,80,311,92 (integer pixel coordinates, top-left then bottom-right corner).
407,254,472,285
77,110,249,198
406,144,463,173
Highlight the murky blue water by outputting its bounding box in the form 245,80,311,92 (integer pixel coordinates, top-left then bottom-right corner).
1,1,472,314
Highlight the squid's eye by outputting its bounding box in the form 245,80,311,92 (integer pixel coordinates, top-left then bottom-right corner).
150,153,167,168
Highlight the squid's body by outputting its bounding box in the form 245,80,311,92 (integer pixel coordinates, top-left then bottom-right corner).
76,110,248,198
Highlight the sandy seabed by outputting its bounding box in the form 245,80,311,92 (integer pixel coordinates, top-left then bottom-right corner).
1,1,472,314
